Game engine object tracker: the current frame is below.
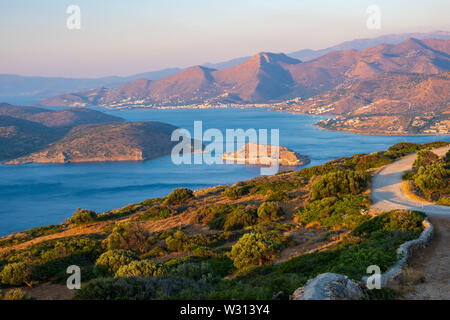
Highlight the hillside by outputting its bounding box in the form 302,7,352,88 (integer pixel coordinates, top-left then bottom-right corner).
0,116,65,161
0,104,126,161
0,142,444,300
39,38,450,108
0,103,124,127
5,121,181,165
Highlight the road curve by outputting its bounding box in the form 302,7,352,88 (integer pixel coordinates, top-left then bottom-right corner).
371,146,450,216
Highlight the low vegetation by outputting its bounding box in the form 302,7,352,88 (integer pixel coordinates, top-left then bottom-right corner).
0,141,441,300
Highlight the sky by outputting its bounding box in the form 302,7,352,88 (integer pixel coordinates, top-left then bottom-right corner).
0,0,449,78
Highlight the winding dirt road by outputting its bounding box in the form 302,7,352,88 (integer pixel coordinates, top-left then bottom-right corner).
371,145,449,299
371,145,450,216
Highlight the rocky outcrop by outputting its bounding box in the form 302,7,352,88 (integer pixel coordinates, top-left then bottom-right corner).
222,142,310,167
291,273,368,300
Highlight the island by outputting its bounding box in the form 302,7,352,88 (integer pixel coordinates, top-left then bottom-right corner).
222,142,310,166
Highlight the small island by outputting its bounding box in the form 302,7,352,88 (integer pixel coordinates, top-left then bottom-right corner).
222,142,310,167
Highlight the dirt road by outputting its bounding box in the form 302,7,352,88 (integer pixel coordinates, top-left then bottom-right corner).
371,146,450,216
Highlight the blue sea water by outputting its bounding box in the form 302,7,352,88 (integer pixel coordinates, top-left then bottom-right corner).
0,108,448,236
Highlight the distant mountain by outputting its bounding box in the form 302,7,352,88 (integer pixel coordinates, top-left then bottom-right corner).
3,31,449,105
203,31,450,68
5,121,181,165
40,38,450,108
0,103,124,127
0,68,182,105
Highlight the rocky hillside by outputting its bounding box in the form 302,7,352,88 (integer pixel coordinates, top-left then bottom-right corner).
0,104,124,161
0,142,438,300
5,121,181,165
39,39,450,108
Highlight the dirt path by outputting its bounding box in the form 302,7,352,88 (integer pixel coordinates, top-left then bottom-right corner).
400,216,450,299
371,146,450,216
370,145,450,299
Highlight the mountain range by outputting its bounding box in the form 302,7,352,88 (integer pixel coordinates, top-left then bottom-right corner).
2,31,449,105
39,38,450,110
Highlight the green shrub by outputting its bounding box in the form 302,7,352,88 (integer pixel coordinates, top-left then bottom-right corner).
2,288,35,300
73,276,210,300
413,164,450,200
413,150,439,168
257,202,284,221
165,230,189,252
295,195,369,229
95,250,139,275
103,223,155,254
136,206,173,221
421,141,449,150
437,197,450,206
0,262,32,286
164,188,194,205
194,205,233,225
68,209,97,225
310,170,370,200
224,185,251,199
266,190,290,202
169,262,218,282
116,260,167,278
229,232,276,269
385,142,421,158
139,198,164,206
445,150,450,164
223,206,257,231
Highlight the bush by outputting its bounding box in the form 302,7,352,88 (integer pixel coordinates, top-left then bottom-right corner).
2,288,35,300
310,170,370,200
169,262,218,282
103,223,155,254
257,202,284,221
164,188,194,205
0,262,32,286
421,141,449,150
223,206,257,231
136,206,173,221
445,150,450,164
224,185,251,199
116,260,167,278
229,232,276,269
414,164,450,200
413,150,439,168
385,142,421,158
73,276,210,300
295,195,369,229
94,250,139,275
437,197,450,206
68,209,97,225
165,230,189,252
266,190,290,202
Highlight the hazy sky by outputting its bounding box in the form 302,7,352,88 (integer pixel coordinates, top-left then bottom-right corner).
1,0,449,78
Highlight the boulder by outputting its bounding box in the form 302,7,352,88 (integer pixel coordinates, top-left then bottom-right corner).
291,273,368,300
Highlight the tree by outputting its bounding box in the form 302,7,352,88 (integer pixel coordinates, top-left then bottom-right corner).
95,249,139,275
229,232,275,269
257,202,284,221
0,262,32,287
115,260,167,278
103,222,155,254
68,208,97,225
